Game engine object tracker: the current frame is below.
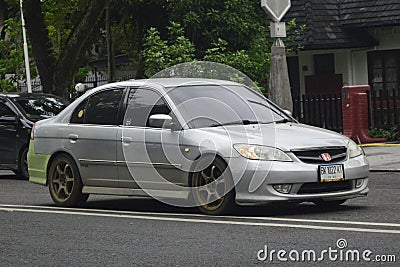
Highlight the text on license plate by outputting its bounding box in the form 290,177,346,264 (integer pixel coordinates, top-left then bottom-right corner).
319,164,344,182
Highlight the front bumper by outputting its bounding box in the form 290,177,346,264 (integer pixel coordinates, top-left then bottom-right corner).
228,155,369,205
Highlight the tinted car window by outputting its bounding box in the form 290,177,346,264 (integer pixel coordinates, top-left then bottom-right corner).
12,96,69,122
84,88,124,125
0,102,15,117
125,88,170,127
70,99,89,124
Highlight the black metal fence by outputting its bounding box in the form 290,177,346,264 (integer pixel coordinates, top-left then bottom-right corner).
368,89,400,130
293,93,343,133
17,73,136,93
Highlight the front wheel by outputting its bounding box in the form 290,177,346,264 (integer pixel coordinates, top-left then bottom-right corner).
48,154,88,207
191,158,236,215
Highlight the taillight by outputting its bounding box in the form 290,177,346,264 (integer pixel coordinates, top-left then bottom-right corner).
30,123,35,140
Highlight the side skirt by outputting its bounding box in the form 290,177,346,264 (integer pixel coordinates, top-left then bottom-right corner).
82,186,190,199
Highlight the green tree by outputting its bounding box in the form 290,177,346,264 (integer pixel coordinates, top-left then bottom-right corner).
22,0,107,96
142,22,195,77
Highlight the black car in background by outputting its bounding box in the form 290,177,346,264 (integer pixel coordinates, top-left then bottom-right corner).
0,93,69,179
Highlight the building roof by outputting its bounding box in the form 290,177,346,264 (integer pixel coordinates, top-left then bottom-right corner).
341,0,400,28
286,0,400,50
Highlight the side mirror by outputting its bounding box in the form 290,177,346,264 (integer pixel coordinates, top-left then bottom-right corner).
149,114,173,128
0,115,18,124
283,110,292,117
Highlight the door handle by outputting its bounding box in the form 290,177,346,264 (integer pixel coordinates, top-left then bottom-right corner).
68,134,79,141
121,137,132,143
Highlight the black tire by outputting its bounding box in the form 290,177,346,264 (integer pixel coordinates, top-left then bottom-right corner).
13,147,29,180
48,154,88,207
191,157,236,215
313,199,347,207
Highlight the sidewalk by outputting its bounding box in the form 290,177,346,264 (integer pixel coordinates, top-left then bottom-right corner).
362,144,400,172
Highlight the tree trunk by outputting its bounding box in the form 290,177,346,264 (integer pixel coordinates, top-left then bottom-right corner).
23,0,55,94
24,0,107,97
106,0,115,83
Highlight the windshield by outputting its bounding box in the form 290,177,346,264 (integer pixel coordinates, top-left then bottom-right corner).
12,95,69,122
166,84,292,129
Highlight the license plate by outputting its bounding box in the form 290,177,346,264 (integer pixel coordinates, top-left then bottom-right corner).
319,164,344,182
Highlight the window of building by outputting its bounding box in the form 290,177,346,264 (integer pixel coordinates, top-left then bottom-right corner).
368,50,400,94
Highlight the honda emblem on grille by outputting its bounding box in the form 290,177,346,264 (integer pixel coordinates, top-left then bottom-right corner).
321,153,332,162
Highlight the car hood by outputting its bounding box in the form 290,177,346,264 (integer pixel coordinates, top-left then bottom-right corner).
196,123,348,151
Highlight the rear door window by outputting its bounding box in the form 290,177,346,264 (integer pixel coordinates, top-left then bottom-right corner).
70,88,124,125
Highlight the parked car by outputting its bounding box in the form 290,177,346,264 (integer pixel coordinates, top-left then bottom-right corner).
28,78,369,215
0,93,69,179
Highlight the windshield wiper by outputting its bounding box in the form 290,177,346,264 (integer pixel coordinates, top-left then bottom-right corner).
209,120,260,127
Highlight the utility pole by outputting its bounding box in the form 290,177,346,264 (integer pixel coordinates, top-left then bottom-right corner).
19,0,32,93
261,0,292,112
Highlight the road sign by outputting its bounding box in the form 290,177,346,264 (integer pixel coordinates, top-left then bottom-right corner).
261,0,291,22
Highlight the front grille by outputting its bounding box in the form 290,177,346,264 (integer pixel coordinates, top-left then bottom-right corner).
297,181,353,194
292,147,347,164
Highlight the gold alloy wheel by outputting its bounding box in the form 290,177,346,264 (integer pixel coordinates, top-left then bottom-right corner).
50,160,75,202
193,163,228,212
48,155,88,207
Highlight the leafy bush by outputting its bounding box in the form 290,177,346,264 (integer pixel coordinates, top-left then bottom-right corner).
369,127,400,141
0,79,18,93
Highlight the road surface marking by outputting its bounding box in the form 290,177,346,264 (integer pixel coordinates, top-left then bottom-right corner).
1,205,400,234
1,204,400,228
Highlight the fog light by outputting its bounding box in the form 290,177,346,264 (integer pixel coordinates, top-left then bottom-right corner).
355,179,364,188
273,184,292,194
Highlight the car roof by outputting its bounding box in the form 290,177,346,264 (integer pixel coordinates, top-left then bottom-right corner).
96,78,245,92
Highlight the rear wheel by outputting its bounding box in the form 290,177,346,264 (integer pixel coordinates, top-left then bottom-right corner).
48,154,88,207
191,158,236,215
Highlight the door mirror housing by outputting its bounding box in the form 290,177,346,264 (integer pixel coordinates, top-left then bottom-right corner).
148,114,173,129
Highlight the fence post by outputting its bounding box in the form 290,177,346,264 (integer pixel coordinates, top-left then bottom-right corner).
341,85,386,143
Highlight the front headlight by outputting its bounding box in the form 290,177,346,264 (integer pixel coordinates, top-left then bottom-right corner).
233,144,292,162
347,140,363,158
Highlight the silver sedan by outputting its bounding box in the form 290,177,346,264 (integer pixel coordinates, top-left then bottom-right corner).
28,78,369,215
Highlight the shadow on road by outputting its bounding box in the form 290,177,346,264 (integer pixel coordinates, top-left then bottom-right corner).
83,197,368,217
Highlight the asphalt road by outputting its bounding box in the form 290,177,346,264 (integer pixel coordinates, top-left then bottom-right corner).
0,170,399,266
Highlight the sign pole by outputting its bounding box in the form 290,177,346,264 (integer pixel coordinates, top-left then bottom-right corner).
20,0,32,93
261,0,292,112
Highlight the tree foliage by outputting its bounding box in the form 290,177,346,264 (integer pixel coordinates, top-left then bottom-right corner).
0,0,304,95
142,22,195,77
